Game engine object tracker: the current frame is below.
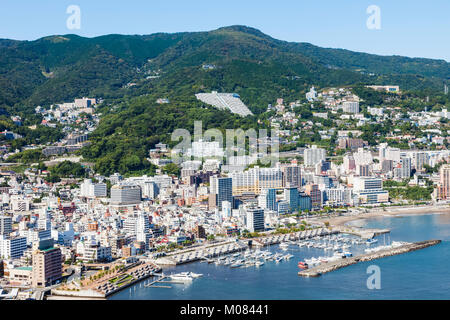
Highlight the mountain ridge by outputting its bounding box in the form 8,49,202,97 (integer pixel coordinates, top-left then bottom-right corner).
0,25,448,114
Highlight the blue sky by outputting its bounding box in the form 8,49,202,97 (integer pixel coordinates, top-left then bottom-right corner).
0,0,449,61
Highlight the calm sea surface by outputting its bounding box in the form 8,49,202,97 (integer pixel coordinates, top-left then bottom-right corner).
110,212,450,300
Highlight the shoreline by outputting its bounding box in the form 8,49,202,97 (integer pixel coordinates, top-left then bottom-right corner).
316,205,450,228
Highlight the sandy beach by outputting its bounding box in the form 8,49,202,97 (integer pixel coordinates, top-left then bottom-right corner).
322,205,450,227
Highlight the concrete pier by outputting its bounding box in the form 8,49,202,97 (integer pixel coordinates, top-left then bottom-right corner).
298,240,441,277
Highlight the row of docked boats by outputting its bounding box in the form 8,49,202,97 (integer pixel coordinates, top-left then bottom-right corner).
169,272,203,282
278,234,365,252
204,249,295,268
298,251,354,269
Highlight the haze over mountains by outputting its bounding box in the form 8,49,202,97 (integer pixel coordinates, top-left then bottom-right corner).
0,25,448,114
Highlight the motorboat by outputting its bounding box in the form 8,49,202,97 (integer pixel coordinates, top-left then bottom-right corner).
279,242,289,250
170,273,193,282
255,261,264,267
179,272,203,278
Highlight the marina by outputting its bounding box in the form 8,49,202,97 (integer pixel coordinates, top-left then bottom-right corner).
298,239,441,277
160,228,340,266
108,212,450,300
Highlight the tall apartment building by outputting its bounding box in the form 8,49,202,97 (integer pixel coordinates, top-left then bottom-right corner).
352,177,389,204
32,239,62,288
0,215,12,236
0,235,27,259
356,164,370,177
439,164,450,200
258,188,277,211
281,163,302,188
245,206,265,233
342,101,360,113
110,183,141,205
123,212,150,236
343,155,356,173
412,152,429,172
10,195,30,212
304,145,326,167
381,159,394,173
304,184,322,208
210,176,233,210
298,193,312,211
80,179,107,198
284,187,299,213
400,157,412,179
230,167,283,195
324,187,353,207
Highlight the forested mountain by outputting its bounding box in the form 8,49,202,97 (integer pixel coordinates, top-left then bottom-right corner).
1,25,449,175
0,25,448,114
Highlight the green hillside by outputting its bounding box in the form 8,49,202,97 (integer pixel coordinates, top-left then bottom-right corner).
1,25,449,175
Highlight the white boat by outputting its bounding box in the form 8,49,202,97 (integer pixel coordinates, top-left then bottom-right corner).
279,242,289,250
179,272,203,278
223,259,232,266
170,273,193,282
342,251,353,257
366,239,378,245
230,263,242,268
189,272,203,278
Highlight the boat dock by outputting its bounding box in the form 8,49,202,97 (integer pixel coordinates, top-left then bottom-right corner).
332,225,390,240
144,273,172,288
157,228,340,266
157,241,248,266
298,239,441,277
254,228,339,246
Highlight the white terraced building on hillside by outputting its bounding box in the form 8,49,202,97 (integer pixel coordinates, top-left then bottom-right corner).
195,91,253,117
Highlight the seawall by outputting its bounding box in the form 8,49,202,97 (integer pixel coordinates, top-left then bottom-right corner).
298,240,441,277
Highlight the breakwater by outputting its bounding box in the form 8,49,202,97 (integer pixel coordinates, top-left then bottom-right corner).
298,239,441,277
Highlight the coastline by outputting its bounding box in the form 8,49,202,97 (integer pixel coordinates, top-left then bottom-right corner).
317,205,450,227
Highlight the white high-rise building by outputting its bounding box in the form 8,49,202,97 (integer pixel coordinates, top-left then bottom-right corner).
80,179,107,198
222,201,232,218
304,145,326,166
245,206,265,233
353,148,373,166
342,101,360,113
110,183,141,205
399,157,412,179
231,167,283,195
385,147,401,162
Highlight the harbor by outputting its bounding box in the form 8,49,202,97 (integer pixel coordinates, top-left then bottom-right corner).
47,218,444,300
298,239,442,277
107,212,450,300
158,227,341,266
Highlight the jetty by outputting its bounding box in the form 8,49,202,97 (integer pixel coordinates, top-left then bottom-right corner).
254,228,339,246
298,239,441,277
